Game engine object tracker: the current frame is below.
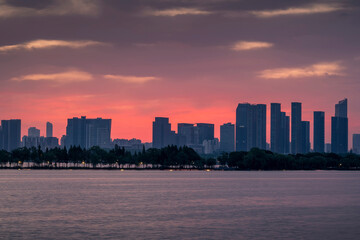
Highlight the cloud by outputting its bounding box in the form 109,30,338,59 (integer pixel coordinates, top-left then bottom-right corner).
104,75,159,84
251,4,344,18
146,8,212,17
0,0,99,18
11,70,93,83
258,62,344,79
231,41,273,51
0,39,106,52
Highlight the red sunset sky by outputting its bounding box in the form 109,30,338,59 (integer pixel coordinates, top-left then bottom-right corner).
0,0,359,147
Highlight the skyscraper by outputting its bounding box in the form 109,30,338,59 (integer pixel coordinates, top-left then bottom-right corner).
86,118,112,149
66,116,87,148
281,112,290,154
178,123,195,145
313,111,325,152
291,102,302,154
46,122,53,138
152,117,174,149
271,103,290,154
331,99,348,154
28,127,40,137
271,103,281,153
220,123,235,153
301,121,310,153
236,103,266,151
0,119,21,152
353,134,360,154
65,116,111,149
196,123,214,144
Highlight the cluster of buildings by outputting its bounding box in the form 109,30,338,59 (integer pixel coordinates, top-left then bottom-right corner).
152,98,358,155
152,118,218,154
0,98,359,155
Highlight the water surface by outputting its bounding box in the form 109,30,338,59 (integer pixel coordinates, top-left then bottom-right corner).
0,170,359,239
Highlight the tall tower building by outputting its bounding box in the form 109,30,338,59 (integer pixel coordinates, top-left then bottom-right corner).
196,123,214,144
236,103,266,151
291,102,302,154
0,119,21,152
152,117,174,149
86,118,112,149
46,122,53,138
301,121,310,153
271,103,290,154
66,116,87,148
178,123,195,146
353,134,360,154
281,112,290,154
313,111,325,152
271,103,281,153
220,123,235,153
331,99,348,154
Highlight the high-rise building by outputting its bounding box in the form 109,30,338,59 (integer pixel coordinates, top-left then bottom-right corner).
291,102,302,154
271,103,290,154
152,117,174,149
335,99,347,118
0,119,21,152
85,118,112,149
281,112,290,154
220,123,235,153
65,116,111,149
28,127,40,137
255,104,267,150
271,103,281,153
236,103,266,151
66,116,87,148
353,134,360,154
46,122,53,138
196,123,214,144
301,121,310,153
331,99,348,154
313,111,325,152
178,123,195,145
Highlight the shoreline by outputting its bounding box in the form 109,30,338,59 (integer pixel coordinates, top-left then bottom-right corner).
1,167,359,171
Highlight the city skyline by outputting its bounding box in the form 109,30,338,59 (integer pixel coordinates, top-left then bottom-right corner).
0,98,356,153
0,0,360,146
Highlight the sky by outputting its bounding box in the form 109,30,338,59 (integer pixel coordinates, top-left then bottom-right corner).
0,0,359,147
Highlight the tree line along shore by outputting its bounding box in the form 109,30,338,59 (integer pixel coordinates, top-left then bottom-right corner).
0,145,359,170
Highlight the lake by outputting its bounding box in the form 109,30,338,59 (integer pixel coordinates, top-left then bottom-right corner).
0,170,359,239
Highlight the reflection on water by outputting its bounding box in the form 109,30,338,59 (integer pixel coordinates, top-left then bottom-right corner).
0,170,359,240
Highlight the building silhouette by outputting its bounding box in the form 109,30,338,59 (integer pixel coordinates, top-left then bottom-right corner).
220,123,235,153
46,122,53,138
271,103,290,154
196,123,214,144
178,123,195,145
313,111,325,152
291,102,302,154
152,117,175,149
301,121,310,153
353,134,360,154
236,103,266,151
28,127,40,138
0,119,21,152
291,102,310,154
65,116,111,149
331,99,348,154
